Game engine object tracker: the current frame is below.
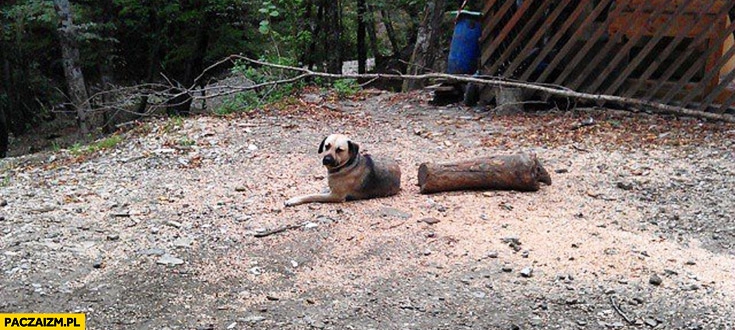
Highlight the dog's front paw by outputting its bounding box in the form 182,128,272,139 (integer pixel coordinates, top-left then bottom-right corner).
284,198,300,207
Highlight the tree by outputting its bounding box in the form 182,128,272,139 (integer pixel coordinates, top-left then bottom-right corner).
53,0,93,134
357,0,367,73
323,0,343,74
403,0,447,91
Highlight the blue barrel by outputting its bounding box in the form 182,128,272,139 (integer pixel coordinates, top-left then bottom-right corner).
447,11,482,74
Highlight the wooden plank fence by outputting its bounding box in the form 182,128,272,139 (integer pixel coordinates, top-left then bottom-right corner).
480,0,735,113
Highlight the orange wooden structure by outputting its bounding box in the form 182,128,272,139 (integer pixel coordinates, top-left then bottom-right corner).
480,0,735,113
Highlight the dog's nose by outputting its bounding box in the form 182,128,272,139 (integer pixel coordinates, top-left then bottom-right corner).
322,155,335,166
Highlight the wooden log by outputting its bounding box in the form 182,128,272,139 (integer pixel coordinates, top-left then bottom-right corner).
417,153,552,194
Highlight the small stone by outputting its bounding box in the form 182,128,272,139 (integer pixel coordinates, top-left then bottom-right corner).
238,316,265,323
226,322,237,329
92,259,103,269
247,144,258,151
577,320,587,326
554,168,569,174
138,248,165,256
106,234,120,241
303,222,319,229
265,295,279,301
290,260,299,268
520,267,533,278
423,249,432,256
157,254,184,266
644,318,658,327
664,269,678,276
249,267,262,275
521,250,529,258
376,207,411,219
487,251,499,258
173,237,193,248
649,274,663,286
482,192,493,197
502,265,513,272
150,227,160,234
501,236,521,245
685,284,700,291
419,217,440,225
166,220,182,228
616,181,633,190
685,260,696,265
235,186,247,192
604,289,616,295
0,199,7,207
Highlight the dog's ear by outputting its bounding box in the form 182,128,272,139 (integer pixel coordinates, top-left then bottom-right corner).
318,136,328,153
348,140,359,156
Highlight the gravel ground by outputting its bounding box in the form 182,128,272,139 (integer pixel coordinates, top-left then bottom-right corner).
1,90,734,329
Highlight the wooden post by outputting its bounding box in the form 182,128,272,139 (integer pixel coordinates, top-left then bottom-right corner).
417,153,552,194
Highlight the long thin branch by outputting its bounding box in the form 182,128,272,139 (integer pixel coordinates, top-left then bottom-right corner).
207,55,735,123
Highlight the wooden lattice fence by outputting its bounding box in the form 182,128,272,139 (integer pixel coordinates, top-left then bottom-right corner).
480,0,735,113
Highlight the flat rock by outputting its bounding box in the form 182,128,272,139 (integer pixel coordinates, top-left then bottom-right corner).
375,207,411,219
139,248,165,256
418,217,440,225
644,318,658,327
238,316,266,323
173,237,193,248
166,220,183,228
157,254,184,266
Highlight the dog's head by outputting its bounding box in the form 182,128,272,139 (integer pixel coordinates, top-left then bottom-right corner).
318,134,359,170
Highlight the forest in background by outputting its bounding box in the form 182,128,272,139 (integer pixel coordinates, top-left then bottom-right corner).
1,0,480,158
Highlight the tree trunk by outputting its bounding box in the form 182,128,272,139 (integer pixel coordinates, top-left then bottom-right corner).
0,106,7,158
357,0,367,74
53,0,93,135
323,0,342,74
417,154,552,194
0,46,9,158
379,9,401,56
403,0,447,91
365,3,382,66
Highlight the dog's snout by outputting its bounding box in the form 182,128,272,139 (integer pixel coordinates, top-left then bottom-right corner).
322,155,335,166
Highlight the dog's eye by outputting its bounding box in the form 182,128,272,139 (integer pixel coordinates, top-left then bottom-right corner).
336,148,344,153
325,144,331,150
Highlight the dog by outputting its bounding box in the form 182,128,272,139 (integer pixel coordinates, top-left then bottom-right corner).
284,134,401,206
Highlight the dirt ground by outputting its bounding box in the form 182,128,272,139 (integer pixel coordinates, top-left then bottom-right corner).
1,90,734,330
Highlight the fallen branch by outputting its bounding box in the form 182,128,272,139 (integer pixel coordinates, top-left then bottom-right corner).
253,224,303,238
185,55,735,123
610,296,635,325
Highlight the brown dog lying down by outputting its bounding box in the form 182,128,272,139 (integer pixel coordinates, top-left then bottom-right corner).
285,134,401,206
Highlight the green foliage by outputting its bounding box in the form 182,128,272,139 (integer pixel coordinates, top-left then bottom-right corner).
163,116,184,132
333,79,361,98
70,135,123,156
214,57,302,114
178,137,196,147
51,141,61,152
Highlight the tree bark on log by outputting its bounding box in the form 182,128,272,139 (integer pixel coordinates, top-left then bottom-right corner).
418,153,552,194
